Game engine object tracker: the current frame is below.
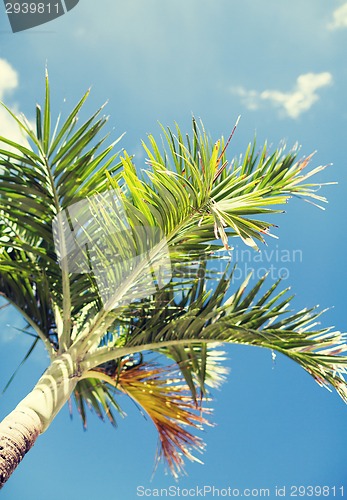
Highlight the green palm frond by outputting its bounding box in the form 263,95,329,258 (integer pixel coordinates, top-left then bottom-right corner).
75,267,347,476
85,269,347,404
127,121,329,250
0,73,123,354
72,377,125,429
160,343,228,402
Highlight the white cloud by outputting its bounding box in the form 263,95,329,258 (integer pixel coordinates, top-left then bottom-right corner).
232,72,333,119
0,59,29,149
0,59,18,99
328,3,347,30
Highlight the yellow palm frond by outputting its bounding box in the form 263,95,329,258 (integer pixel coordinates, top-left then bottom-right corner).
117,362,211,478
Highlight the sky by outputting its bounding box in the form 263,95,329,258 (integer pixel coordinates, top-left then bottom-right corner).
1,1,347,498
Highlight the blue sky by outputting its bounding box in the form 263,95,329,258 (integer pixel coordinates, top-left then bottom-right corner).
1,1,347,498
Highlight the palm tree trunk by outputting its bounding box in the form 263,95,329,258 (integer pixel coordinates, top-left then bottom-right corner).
0,407,41,488
0,353,78,488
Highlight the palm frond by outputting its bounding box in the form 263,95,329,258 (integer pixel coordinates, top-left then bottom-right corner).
0,74,123,352
118,362,210,478
73,355,211,478
122,120,329,253
160,343,228,402
85,269,347,404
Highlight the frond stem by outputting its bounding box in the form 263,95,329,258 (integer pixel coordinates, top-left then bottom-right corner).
42,155,72,353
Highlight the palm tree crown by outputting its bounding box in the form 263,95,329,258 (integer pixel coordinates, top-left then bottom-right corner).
1,73,346,480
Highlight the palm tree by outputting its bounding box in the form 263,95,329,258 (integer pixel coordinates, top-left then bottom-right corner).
1,73,347,488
